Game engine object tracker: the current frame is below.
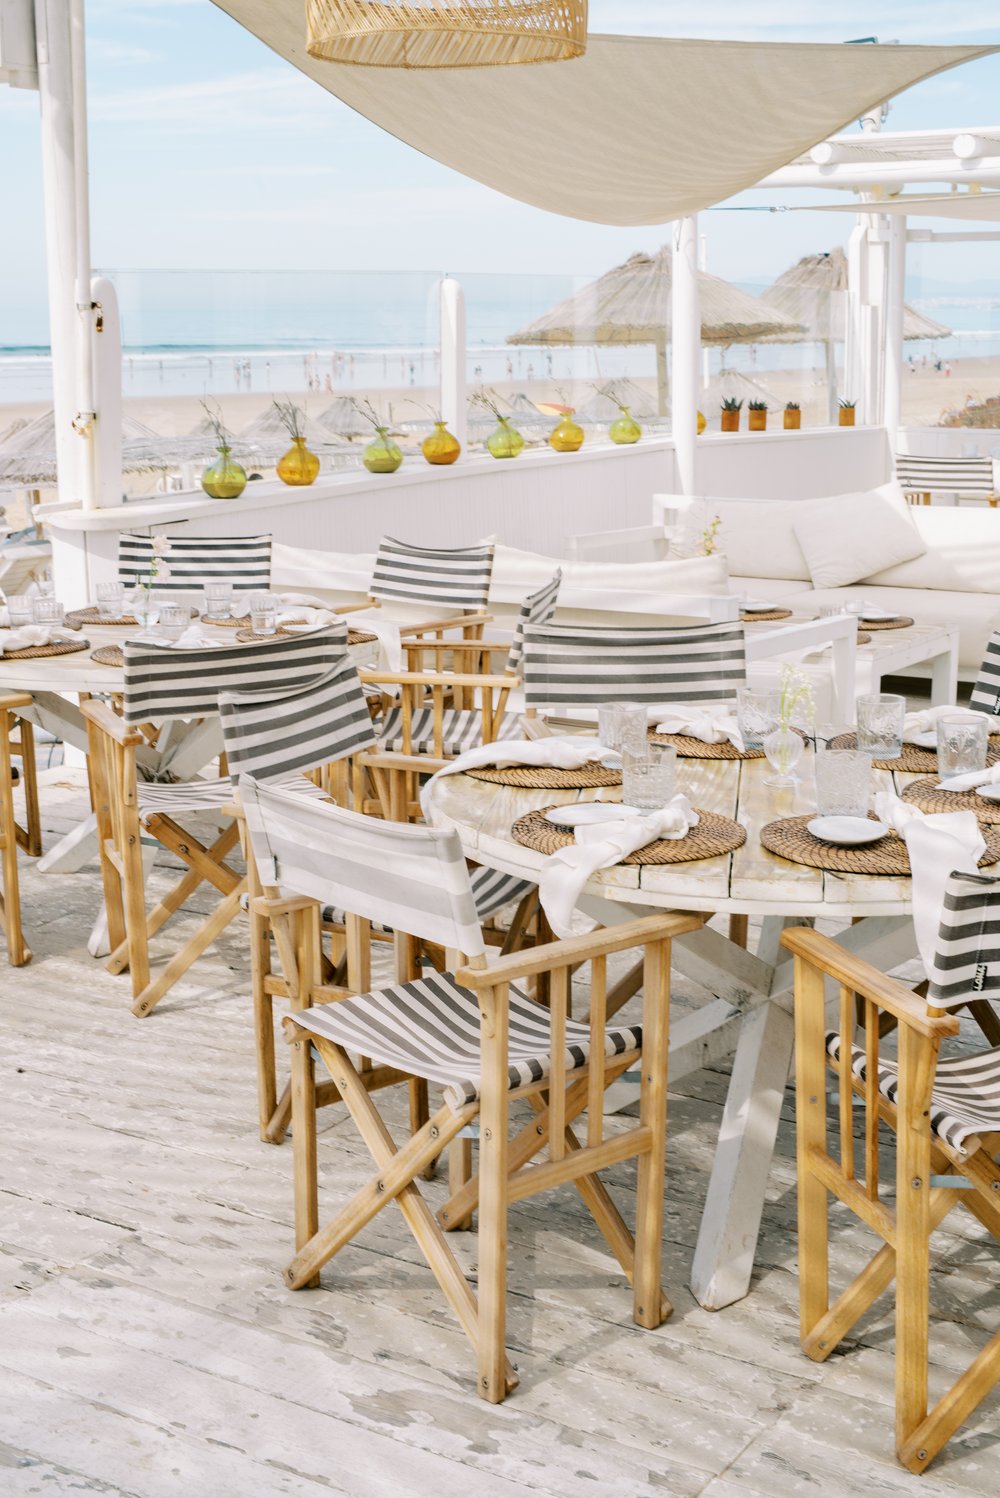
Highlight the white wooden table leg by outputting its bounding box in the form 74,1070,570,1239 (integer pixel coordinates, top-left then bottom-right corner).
688,997,796,1311
929,638,958,706
37,811,98,875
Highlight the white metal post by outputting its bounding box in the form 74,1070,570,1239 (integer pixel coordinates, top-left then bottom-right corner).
439,275,467,455
881,214,906,444
92,274,122,507
671,216,701,495
69,0,97,510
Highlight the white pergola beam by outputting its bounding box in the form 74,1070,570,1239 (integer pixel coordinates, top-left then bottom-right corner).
762,159,1000,190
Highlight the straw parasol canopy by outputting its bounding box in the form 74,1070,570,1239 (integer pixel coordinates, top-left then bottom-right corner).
238,404,342,465
0,410,207,488
759,247,951,419
507,247,803,413
305,1,588,69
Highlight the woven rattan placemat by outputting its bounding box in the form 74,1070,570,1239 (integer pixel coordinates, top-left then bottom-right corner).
91,644,122,667
859,616,914,631
901,777,1000,823
648,730,764,761
66,606,199,629
234,625,296,643
3,637,89,660
760,812,1000,873
512,806,746,864
827,730,937,773
467,762,621,789
741,608,793,623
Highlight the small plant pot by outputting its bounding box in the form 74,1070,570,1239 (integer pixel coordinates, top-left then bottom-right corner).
720,410,740,434
748,410,767,432
839,408,856,427
783,409,801,431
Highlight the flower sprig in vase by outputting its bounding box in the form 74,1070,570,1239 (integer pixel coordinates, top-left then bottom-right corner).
763,664,814,786
352,398,403,473
472,389,524,459
200,401,247,499
135,536,171,628
273,398,320,487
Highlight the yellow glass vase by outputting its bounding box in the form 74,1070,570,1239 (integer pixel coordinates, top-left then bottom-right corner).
363,429,403,473
609,407,642,445
201,445,247,500
276,435,320,487
549,414,584,453
486,417,524,459
422,421,461,465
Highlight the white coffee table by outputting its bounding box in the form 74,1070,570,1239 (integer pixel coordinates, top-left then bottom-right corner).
853,621,959,705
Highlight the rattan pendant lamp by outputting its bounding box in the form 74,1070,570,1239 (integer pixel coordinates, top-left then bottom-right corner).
306,1,588,68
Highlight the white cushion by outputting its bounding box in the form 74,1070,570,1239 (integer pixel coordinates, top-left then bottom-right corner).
792,492,926,589
863,506,1000,594
674,498,810,580
491,544,730,609
728,575,814,599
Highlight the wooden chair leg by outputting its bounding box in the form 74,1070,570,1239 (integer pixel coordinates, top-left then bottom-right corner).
894,1025,932,1466
794,955,831,1345
15,716,41,857
0,709,30,966
633,939,670,1329
476,981,511,1402
728,913,749,949
448,1136,474,1231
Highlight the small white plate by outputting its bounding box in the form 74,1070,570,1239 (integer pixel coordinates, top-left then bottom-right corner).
743,601,779,612
544,804,638,830
807,816,889,847
976,785,1000,804
860,610,903,622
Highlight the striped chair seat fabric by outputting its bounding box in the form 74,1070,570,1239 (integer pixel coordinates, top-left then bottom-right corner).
138,772,328,825
289,966,641,1113
320,868,534,932
826,1032,1000,1155
895,454,996,496
370,536,494,612
119,533,272,593
378,706,523,757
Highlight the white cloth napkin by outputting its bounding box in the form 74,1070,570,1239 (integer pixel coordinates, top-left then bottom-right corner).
0,624,76,655
131,623,228,650
936,762,1000,794
343,609,402,673
654,708,745,751
540,796,699,939
874,791,986,973
419,734,606,819
275,603,340,632
903,704,965,739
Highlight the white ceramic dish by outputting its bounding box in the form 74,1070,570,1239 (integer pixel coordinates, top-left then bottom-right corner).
807,815,889,847
859,610,902,622
543,804,638,830
975,785,1000,804
743,601,779,612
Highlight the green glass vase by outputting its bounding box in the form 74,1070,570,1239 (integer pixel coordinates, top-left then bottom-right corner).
363,429,403,473
609,407,642,445
201,445,247,499
486,417,524,460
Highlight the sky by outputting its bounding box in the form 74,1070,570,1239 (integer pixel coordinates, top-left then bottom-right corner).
2,1,1000,340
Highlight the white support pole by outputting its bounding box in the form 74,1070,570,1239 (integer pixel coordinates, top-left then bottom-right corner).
92,274,122,508
881,214,906,444
671,216,700,496
69,0,97,510
439,275,467,454
845,220,868,420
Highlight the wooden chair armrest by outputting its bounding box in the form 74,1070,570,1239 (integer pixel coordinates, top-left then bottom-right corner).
360,669,515,690
79,697,145,746
400,639,513,657
780,926,960,1039
357,749,450,772
250,894,317,917
455,912,704,989
0,691,34,711
397,612,493,637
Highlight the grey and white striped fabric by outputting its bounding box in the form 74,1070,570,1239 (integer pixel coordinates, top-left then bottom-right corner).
378,707,522,757
927,870,1000,1011
370,536,494,612
122,626,347,727
895,454,996,498
521,618,747,710
969,631,1000,718
219,649,375,785
239,775,486,958
505,569,562,673
321,868,535,933
118,533,272,594
286,967,641,1113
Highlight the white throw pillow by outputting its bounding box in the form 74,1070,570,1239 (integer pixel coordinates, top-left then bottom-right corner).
792,492,926,590
674,497,811,580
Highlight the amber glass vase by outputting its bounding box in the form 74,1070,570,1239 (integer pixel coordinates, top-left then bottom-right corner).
201,445,247,500
276,435,320,486
609,407,641,445
363,429,403,473
549,414,584,452
422,421,461,465
486,417,524,459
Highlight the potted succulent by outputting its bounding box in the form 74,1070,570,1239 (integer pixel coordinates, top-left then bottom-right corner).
748,400,768,433
839,398,857,428
472,389,525,459
200,401,247,500
353,398,403,473
783,401,801,431
720,397,742,434
273,398,320,487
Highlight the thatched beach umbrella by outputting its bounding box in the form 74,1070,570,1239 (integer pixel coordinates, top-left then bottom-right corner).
0,410,204,487
238,404,340,466
507,247,804,414
760,247,951,418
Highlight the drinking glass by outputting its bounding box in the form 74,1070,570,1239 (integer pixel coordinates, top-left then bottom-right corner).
6,595,36,628
32,597,64,627
157,602,190,642
249,592,277,638
736,687,779,751
96,581,125,621
937,713,989,779
856,693,906,760
814,749,871,819
621,743,677,812
203,581,234,621
598,701,647,755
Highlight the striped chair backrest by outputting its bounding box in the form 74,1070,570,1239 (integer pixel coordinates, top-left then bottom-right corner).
370,535,494,612
122,625,347,727
218,649,376,784
239,775,486,957
895,454,996,497
521,618,747,711
118,533,272,594
927,869,1000,1010
970,630,1000,718
505,569,562,674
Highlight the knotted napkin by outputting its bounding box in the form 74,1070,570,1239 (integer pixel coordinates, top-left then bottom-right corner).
902,704,972,740
419,734,607,819
654,708,745,751
131,623,228,650
936,762,1000,794
874,791,985,973
0,624,78,656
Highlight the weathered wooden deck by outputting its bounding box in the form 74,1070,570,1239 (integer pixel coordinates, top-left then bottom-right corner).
1,770,997,1497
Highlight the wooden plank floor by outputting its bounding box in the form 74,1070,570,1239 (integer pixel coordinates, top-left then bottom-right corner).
1,770,997,1498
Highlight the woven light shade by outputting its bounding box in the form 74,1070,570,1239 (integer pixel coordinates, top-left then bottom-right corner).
306,1,587,68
